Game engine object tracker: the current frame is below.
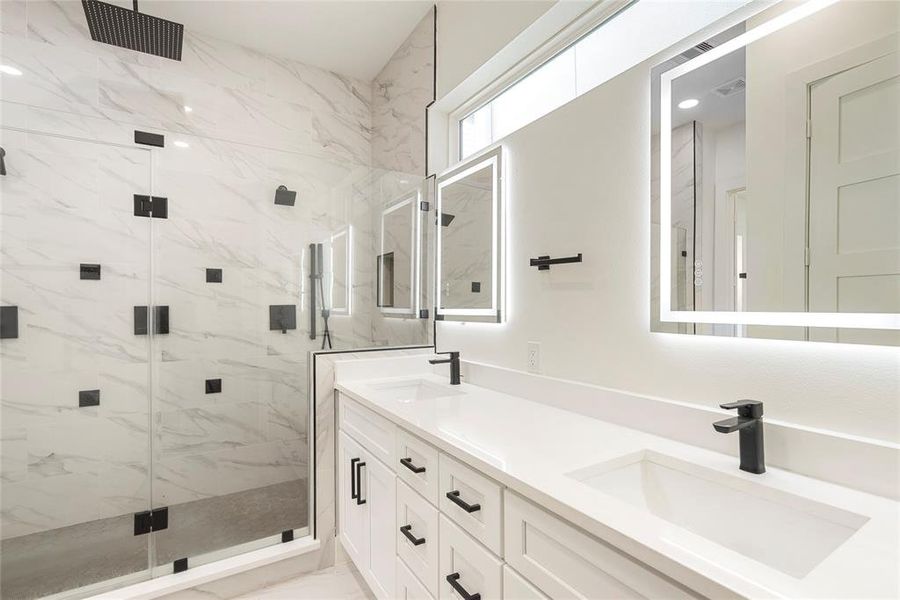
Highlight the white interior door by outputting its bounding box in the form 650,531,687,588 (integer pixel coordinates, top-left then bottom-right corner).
808,51,900,344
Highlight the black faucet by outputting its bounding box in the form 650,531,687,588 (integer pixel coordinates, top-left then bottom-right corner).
713,400,765,474
429,351,460,385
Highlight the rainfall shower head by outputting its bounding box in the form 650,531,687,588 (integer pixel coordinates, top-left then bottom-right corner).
274,185,297,206
440,213,455,227
82,0,184,61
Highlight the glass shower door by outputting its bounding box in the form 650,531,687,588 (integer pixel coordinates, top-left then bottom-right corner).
148,137,311,571
0,128,154,598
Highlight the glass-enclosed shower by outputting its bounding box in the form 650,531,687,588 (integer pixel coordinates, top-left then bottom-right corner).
0,2,434,598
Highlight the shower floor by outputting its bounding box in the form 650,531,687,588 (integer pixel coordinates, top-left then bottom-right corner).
1,479,308,600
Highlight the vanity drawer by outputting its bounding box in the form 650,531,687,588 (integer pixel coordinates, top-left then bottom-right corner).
339,394,396,467
439,453,503,556
397,480,439,597
503,566,548,600
397,557,435,600
439,515,503,600
396,429,440,505
504,492,699,599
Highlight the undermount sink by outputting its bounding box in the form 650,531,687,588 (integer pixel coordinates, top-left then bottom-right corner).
369,378,465,402
566,450,869,578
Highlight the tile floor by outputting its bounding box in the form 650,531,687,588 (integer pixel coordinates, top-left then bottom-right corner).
230,559,374,600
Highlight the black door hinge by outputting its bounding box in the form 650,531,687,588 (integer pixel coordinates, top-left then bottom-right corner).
134,194,168,218
419,309,429,319
134,507,168,535
420,200,430,211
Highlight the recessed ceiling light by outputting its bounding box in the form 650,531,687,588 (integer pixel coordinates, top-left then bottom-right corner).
183,105,193,113
174,141,190,148
0,65,23,76
678,98,700,109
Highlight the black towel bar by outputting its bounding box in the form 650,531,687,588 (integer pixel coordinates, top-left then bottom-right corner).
529,253,583,270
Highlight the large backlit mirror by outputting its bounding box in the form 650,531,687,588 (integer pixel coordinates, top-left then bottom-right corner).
652,0,900,345
436,146,503,322
379,191,420,316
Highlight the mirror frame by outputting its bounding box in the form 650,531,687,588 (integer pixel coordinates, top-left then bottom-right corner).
658,0,900,333
436,145,504,323
379,189,421,317
329,226,351,316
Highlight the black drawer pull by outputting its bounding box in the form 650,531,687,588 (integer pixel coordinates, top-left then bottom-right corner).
400,457,426,474
400,524,425,546
446,490,481,513
355,461,367,505
350,457,360,499
446,573,480,600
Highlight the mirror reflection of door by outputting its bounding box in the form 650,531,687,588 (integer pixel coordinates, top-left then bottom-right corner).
808,50,900,345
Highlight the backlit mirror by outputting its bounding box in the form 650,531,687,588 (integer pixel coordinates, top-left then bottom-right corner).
379,191,420,316
329,227,351,315
652,0,899,345
436,147,503,322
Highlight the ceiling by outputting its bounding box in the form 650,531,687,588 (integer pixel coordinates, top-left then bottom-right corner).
120,0,433,81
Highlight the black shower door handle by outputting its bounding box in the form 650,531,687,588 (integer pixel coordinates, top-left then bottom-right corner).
355,461,367,505
446,490,480,513
446,573,480,600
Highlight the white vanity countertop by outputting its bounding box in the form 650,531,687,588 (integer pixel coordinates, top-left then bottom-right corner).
335,374,900,600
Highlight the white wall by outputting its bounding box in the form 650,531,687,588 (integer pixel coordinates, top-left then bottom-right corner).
434,53,900,444
436,0,555,98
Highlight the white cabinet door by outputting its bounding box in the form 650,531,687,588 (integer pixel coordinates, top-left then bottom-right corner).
364,450,397,599
504,492,698,599
503,566,548,600
339,431,369,571
397,557,436,600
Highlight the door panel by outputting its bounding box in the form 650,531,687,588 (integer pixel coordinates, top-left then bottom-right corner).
339,431,369,569
0,129,153,599
809,51,900,344
366,452,397,599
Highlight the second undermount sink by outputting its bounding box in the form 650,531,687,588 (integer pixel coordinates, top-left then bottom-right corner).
369,378,465,403
566,450,869,578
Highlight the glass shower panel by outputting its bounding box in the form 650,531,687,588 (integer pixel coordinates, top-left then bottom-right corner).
0,129,153,599
149,138,318,568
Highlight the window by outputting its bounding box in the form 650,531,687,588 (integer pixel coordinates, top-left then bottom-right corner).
458,0,753,159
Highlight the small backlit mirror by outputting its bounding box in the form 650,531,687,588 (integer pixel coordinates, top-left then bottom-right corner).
436,146,504,323
329,227,351,315
378,190,420,316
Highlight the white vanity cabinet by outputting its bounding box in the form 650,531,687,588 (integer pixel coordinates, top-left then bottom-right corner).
338,392,702,600
338,401,397,600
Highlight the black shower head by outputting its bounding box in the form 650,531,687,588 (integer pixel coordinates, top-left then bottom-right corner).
440,213,455,227
82,0,184,61
274,185,297,206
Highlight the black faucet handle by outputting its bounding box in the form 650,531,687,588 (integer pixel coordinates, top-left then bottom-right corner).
720,399,763,418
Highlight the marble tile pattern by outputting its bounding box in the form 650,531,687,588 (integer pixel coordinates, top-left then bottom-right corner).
0,0,433,558
372,10,435,175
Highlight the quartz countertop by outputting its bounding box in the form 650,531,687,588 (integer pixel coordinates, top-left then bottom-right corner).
335,373,899,599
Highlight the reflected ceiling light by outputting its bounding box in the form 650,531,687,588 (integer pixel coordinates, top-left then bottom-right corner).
678,98,700,109
183,105,193,113
0,65,23,76
173,140,190,148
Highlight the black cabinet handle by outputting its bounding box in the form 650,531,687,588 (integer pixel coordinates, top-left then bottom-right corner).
400,457,426,474
446,573,480,600
350,457,360,500
400,524,425,546
355,461,367,505
446,490,480,513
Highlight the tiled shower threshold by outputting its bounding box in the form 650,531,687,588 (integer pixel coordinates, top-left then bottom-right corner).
1,479,309,600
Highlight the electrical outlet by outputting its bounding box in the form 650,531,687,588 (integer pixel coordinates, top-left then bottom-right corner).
527,341,541,374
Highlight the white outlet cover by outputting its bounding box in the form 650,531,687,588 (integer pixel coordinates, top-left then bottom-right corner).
527,341,541,374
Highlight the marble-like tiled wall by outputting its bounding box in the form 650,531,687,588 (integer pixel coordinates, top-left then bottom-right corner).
0,0,433,548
